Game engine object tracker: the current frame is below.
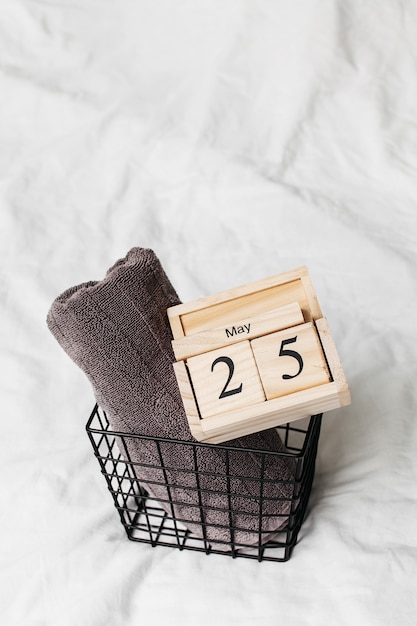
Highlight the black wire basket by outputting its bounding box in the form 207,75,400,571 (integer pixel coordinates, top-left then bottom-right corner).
86,405,322,562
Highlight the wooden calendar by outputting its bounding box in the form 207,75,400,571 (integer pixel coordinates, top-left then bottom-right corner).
167,267,350,444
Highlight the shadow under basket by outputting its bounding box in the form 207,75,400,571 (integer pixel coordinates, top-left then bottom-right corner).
86,405,322,562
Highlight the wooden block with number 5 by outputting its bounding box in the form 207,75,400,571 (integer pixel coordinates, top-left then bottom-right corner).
251,322,330,400
186,341,265,419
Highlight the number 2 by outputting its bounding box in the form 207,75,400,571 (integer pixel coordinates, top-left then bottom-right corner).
211,356,243,399
279,336,304,380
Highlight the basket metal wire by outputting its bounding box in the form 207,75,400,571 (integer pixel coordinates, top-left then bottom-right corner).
86,405,322,562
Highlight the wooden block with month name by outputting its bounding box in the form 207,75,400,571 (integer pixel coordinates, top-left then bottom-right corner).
172,302,304,361
186,340,265,419
251,322,331,400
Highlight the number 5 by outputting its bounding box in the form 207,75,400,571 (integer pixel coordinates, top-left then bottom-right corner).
279,336,304,380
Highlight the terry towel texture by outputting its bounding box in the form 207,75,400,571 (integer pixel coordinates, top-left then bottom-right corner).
47,247,296,547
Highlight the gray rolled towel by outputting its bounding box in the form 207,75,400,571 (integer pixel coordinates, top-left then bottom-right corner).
47,247,296,549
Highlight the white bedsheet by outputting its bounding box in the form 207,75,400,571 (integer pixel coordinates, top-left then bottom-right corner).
2,1,417,624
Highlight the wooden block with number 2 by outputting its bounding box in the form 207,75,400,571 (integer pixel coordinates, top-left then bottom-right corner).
251,322,330,400
186,341,265,419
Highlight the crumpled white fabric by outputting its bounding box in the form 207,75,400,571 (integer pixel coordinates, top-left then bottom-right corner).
1,1,417,625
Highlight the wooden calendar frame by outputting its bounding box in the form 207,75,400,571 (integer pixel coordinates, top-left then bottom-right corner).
167,267,350,444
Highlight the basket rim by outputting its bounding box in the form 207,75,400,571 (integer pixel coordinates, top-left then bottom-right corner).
86,403,322,458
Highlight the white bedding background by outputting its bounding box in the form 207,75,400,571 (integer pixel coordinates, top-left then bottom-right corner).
1,1,417,624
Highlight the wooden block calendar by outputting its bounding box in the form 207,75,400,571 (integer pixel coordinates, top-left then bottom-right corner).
167,266,350,444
